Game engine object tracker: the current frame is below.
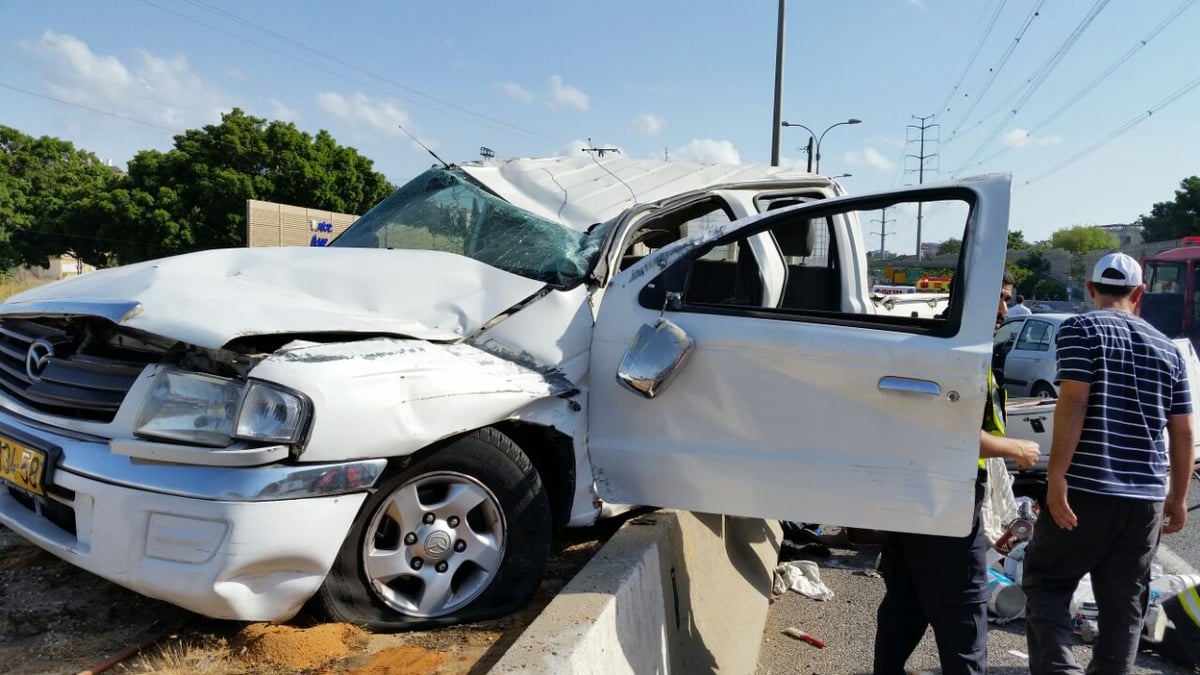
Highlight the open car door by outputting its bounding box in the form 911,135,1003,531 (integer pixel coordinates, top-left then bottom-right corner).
588,176,1011,537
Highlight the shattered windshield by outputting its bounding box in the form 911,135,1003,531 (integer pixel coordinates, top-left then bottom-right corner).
331,168,603,287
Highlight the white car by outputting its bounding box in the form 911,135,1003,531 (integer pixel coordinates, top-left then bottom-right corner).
0,157,1012,630
994,313,1076,398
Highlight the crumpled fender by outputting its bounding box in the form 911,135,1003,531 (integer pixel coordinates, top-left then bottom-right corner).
248,337,575,463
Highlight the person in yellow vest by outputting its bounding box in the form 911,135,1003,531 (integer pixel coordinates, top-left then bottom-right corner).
1151,583,1200,668
874,272,1042,675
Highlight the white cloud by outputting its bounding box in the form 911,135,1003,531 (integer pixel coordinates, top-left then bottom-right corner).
906,0,926,9
633,113,665,137
316,91,412,136
1001,128,1063,148
672,139,741,165
547,75,590,111
24,31,228,127
495,81,535,103
267,98,300,123
842,146,896,172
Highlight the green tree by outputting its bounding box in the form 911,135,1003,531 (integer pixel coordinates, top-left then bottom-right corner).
1033,278,1066,300
74,109,394,265
1140,176,1200,242
0,126,119,269
936,237,962,256
1012,251,1051,298
1007,230,1031,250
1050,225,1119,254
1051,225,1119,292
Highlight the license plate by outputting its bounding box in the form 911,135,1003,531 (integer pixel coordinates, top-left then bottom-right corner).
0,435,47,496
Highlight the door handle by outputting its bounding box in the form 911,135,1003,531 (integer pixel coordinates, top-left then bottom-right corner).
878,376,941,396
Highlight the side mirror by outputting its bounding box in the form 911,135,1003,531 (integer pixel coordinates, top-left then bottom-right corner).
615,318,695,399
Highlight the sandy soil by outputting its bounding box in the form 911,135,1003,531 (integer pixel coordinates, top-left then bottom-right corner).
0,519,621,674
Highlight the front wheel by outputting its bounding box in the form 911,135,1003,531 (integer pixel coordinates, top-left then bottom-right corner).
312,428,552,630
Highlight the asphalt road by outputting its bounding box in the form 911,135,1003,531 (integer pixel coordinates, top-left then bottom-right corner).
756,474,1200,675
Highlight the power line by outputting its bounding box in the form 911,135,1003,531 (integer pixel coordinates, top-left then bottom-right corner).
957,0,1195,173
139,0,560,144
942,0,1046,150
934,0,1010,117
0,83,182,133
1023,72,1200,187
952,0,1111,173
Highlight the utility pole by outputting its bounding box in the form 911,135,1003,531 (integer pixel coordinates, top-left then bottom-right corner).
770,0,786,166
905,114,939,260
870,207,896,257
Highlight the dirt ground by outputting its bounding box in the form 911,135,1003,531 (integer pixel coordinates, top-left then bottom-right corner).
0,518,624,675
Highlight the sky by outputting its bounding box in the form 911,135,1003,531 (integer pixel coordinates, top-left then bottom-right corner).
2,0,1199,254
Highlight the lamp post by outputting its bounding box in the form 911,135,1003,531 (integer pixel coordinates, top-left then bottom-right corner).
781,118,861,173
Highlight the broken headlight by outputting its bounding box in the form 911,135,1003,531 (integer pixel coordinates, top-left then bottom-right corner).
135,370,310,447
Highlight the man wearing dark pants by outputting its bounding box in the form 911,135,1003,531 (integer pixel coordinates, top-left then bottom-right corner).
873,273,1041,675
1023,252,1194,674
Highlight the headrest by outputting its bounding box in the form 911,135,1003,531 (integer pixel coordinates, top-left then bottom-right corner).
774,218,814,257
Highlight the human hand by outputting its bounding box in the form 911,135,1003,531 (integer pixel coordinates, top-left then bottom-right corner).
1009,439,1040,469
1047,475,1077,530
1163,497,1188,534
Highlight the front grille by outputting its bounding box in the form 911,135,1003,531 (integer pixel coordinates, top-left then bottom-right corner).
0,319,152,422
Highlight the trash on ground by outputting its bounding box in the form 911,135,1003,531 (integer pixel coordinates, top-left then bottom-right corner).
781,626,826,648
986,568,1026,623
772,560,835,601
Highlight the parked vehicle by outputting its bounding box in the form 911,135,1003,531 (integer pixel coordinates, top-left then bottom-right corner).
1141,236,1200,349
993,313,1075,398
0,157,1012,630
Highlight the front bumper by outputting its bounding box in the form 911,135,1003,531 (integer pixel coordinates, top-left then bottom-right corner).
0,414,385,621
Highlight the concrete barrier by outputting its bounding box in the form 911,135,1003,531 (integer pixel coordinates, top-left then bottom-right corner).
491,510,782,674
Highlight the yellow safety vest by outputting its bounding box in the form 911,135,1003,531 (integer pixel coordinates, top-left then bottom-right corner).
1179,585,1200,628
981,368,1006,468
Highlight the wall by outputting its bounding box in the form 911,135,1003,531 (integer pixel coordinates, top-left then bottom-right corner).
245,199,359,247
490,510,781,674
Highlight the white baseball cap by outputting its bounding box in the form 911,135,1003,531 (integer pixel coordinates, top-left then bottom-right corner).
1091,252,1143,287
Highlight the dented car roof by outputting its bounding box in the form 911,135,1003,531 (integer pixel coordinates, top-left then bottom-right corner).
459,156,821,231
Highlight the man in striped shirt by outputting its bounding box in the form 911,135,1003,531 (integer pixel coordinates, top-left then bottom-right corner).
1023,252,1194,674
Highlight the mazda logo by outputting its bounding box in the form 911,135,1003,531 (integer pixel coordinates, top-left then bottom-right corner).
25,339,54,382
424,531,452,559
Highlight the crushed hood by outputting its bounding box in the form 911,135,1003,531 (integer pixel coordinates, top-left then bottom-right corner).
0,247,546,349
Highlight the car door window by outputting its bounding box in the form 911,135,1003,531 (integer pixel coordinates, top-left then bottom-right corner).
619,198,735,271
639,194,973,334
994,319,1024,355
1015,320,1053,352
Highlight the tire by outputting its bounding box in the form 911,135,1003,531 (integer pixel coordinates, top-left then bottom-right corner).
312,428,552,631
1030,382,1057,399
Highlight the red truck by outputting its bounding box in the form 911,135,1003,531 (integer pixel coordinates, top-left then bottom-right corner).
1140,236,1200,349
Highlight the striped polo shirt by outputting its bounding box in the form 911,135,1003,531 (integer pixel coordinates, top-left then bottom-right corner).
1055,309,1191,501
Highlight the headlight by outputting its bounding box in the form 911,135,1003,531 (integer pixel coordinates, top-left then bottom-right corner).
135,370,242,447
135,370,310,447
235,381,309,443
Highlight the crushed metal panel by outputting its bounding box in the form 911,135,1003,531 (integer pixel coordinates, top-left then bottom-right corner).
2,247,545,349
249,338,574,463
459,157,818,231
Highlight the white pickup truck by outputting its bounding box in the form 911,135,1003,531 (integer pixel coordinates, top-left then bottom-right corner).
0,157,1012,630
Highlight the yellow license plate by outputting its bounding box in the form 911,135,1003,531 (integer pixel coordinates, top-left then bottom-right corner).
0,435,47,497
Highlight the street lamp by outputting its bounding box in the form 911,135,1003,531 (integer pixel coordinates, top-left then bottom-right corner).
830,173,852,179
781,118,862,173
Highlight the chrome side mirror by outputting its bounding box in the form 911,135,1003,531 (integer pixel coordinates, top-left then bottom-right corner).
616,318,695,399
